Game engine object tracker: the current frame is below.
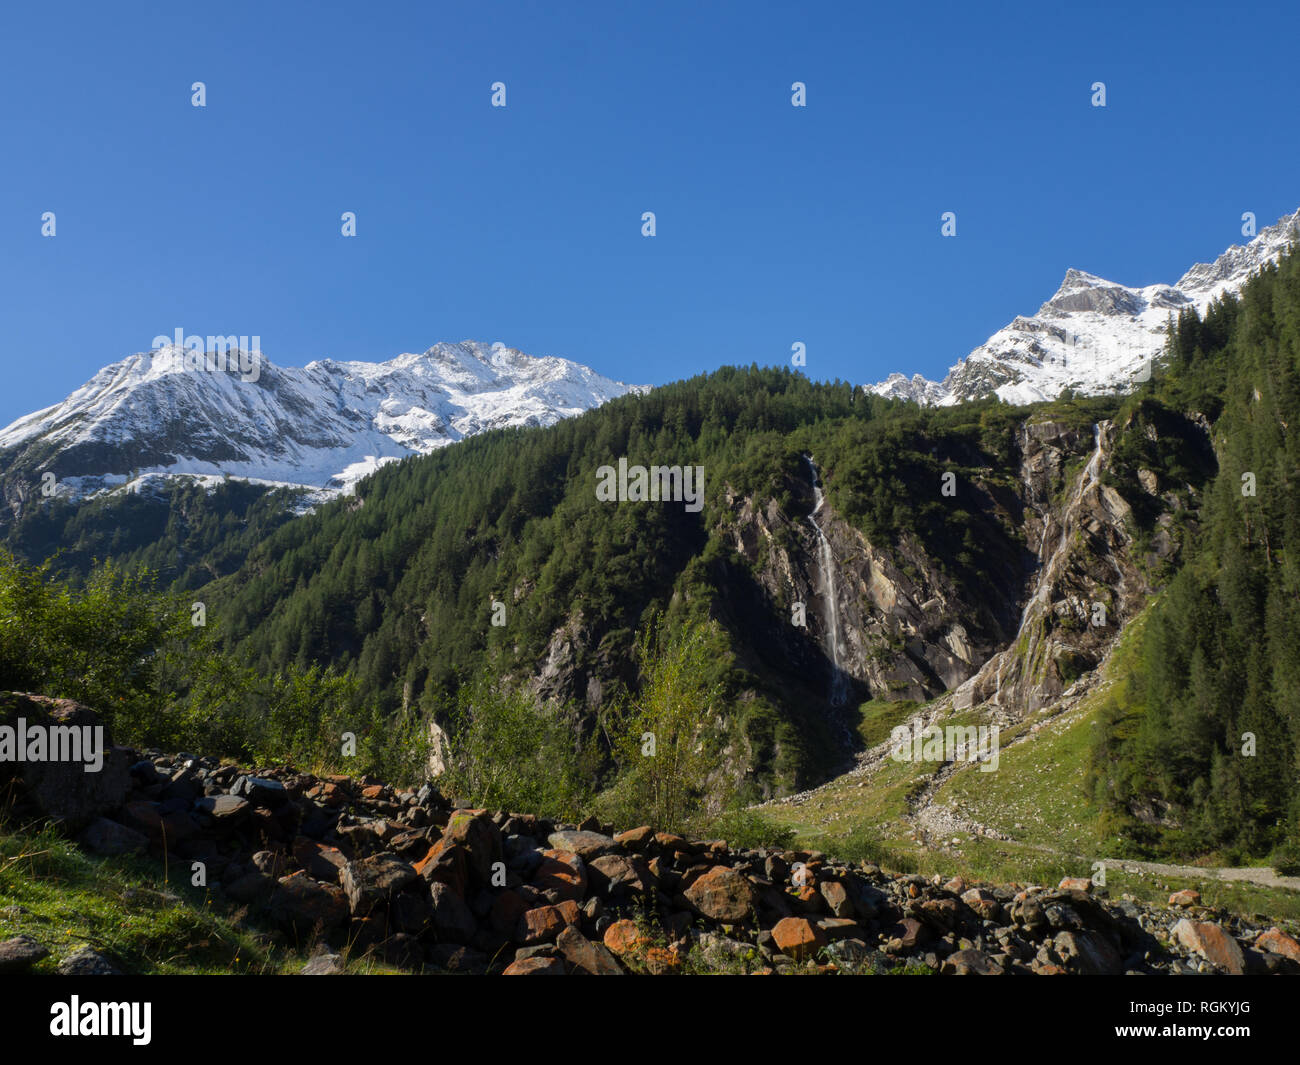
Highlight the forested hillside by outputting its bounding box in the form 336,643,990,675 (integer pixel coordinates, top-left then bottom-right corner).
201,369,1080,798
1089,249,1300,865
0,477,305,588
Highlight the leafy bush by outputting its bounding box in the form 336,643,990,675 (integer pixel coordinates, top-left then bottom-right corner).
0,551,417,780
603,613,728,833
432,664,594,820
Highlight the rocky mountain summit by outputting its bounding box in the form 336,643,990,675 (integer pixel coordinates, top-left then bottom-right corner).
3,692,1295,976
870,208,1300,406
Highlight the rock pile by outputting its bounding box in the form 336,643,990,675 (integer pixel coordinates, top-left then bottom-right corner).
3,695,1299,975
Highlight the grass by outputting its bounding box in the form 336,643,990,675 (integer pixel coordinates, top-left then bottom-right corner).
855,699,921,749
747,604,1300,928
0,821,406,974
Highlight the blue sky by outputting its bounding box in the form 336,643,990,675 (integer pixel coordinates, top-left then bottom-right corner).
1,0,1297,426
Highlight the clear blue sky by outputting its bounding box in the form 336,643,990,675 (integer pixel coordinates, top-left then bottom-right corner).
2,0,1297,426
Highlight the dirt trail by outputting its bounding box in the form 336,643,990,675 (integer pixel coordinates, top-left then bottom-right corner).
762,678,1300,896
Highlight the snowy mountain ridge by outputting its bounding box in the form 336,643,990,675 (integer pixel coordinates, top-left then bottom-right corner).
0,340,643,503
870,208,1300,406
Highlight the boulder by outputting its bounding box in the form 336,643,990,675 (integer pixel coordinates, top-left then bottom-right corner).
293,837,348,883
613,826,654,851
0,693,132,832
1256,927,1300,962
414,839,469,897
603,919,647,956
269,874,349,936
960,887,1001,921
882,917,930,950
441,809,503,888
233,775,288,808
79,817,147,856
340,853,417,916
547,829,617,859
516,900,581,945
1054,930,1123,974
0,934,49,974
1172,919,1246,975
683,865,756,923
193,794,250,826
818,880,853,918
429,881,477,945
588,853,651,896
941,948,1003,975
555,925,623,975
300,952,345,975
532,850,586,902
771,917,827,961
56,947,120,975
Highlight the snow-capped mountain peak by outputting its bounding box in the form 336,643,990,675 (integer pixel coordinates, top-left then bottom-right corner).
0,340,643,503
869,207,1300,406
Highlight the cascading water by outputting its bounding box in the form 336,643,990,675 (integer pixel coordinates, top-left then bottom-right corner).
803,455,850,707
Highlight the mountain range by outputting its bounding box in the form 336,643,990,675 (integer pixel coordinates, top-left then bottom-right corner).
4,210,1297,511
0,340,641,504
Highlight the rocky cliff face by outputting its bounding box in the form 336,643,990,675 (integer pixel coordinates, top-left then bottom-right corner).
718,412,1181,735
721,487,998,707
460,408,1198,792
951,419,1148,717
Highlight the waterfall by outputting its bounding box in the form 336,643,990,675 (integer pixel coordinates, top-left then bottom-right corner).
803,455,849,707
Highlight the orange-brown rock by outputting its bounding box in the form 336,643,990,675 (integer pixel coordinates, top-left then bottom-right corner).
602,919,646,956
414,838,468,898
516,899,582,945
1255,927,1300,962
503,956,566,975
613,825,654,851
683,865,757,923
1172,919,1246,975
771,916,827,961
532,849,586,902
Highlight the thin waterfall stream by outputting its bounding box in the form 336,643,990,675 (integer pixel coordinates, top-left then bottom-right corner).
803,455,849,707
